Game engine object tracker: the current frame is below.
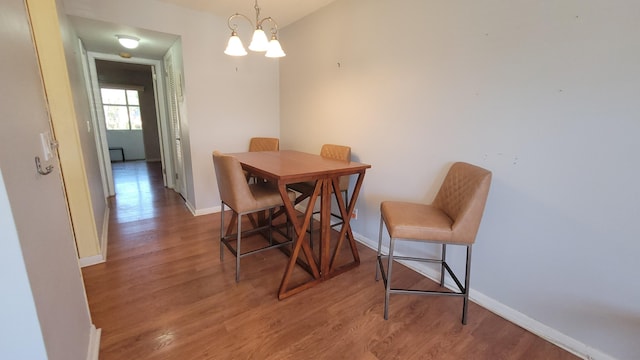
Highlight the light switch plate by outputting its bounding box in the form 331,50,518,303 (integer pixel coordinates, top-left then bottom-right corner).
40,132,52,161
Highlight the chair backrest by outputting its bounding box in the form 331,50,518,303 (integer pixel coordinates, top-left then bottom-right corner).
433,162,492,244
212,151,257,213
320,144,350,161
249,137,279,152
320,144,351,190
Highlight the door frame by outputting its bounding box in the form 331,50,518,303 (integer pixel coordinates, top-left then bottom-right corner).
162,51,186,198
83,51,175,197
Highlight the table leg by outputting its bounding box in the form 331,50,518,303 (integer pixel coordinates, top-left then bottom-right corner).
277,181,321,299
320,178,331,277
328,172,365,275
277,171,367,298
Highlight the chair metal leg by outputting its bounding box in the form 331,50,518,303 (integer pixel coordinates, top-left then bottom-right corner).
235,214,242,283
268,208,274,246
219,199,293,283
384,235,396,320
375,216,474,323
440,244,447,287
462,245,472,324
220,203,225,262
375,222,382,281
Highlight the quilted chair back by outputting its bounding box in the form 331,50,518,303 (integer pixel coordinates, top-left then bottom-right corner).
249,137,279,152
212,151,256,213
320,144,351,190
432,162,492,244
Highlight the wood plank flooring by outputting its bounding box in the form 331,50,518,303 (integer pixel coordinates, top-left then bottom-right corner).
82,161,581,360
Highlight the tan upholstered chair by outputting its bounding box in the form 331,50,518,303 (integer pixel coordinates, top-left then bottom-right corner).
319,144,351,198
249,137,279,152
212,151,295,282
288,144,351,243
376,162,492,324
246,137,279,182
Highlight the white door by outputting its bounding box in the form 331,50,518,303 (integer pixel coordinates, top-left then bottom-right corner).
164,53,186,198
151,65,168,186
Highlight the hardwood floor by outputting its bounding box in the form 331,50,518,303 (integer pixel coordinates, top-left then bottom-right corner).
82,161,580,360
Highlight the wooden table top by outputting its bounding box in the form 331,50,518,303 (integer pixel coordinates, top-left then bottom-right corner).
229,150,371,183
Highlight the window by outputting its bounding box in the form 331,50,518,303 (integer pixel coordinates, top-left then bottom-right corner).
101,88,142,130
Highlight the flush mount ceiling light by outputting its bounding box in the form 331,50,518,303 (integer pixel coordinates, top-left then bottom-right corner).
224,0,285,58
116,35,140,49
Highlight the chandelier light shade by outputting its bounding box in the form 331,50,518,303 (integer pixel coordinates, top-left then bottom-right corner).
265,35,285,58
116,35,140,49
248,27,269,52
224,31,248,56
225,0,286,58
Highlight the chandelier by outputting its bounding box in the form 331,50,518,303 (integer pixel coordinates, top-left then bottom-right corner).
224,0,286,58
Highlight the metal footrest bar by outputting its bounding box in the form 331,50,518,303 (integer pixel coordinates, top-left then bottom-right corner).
237,239,292,259
385,255,444,264
442,261,465,293
376,256,464,295
375,239,472,324
221,226,292,258
221,240,291,259
221,224,273,242
388,289,465,297
376,256,388,285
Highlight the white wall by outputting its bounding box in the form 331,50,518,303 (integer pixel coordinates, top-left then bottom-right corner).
280,0,640,359
62,0,281,213
106,130,146,161
0,0,95,358
0,169,48,360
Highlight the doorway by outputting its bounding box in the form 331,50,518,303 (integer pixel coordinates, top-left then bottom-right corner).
68,15,183,202
84,51,177,199
95,60,161,163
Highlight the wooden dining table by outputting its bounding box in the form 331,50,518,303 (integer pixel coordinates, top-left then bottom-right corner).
229,150,371,299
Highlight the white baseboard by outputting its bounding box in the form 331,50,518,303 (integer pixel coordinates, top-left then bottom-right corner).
79,205,109,268
78,254,104,267
86,324,101,360
191,204,221,216
352,231,614,360
184,200,197,215
100,205,109,260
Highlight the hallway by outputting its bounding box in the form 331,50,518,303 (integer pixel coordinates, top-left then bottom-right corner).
110,161,176,223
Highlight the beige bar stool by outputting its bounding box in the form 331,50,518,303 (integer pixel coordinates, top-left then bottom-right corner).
212,151,295,282
376,162,492,324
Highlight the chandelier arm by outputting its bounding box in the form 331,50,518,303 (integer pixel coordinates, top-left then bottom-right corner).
227,13,254,31
257,17,279,34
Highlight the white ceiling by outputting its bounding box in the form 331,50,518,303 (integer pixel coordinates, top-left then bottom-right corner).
68,16,180,60
69,0,337,60
158,0,337,28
